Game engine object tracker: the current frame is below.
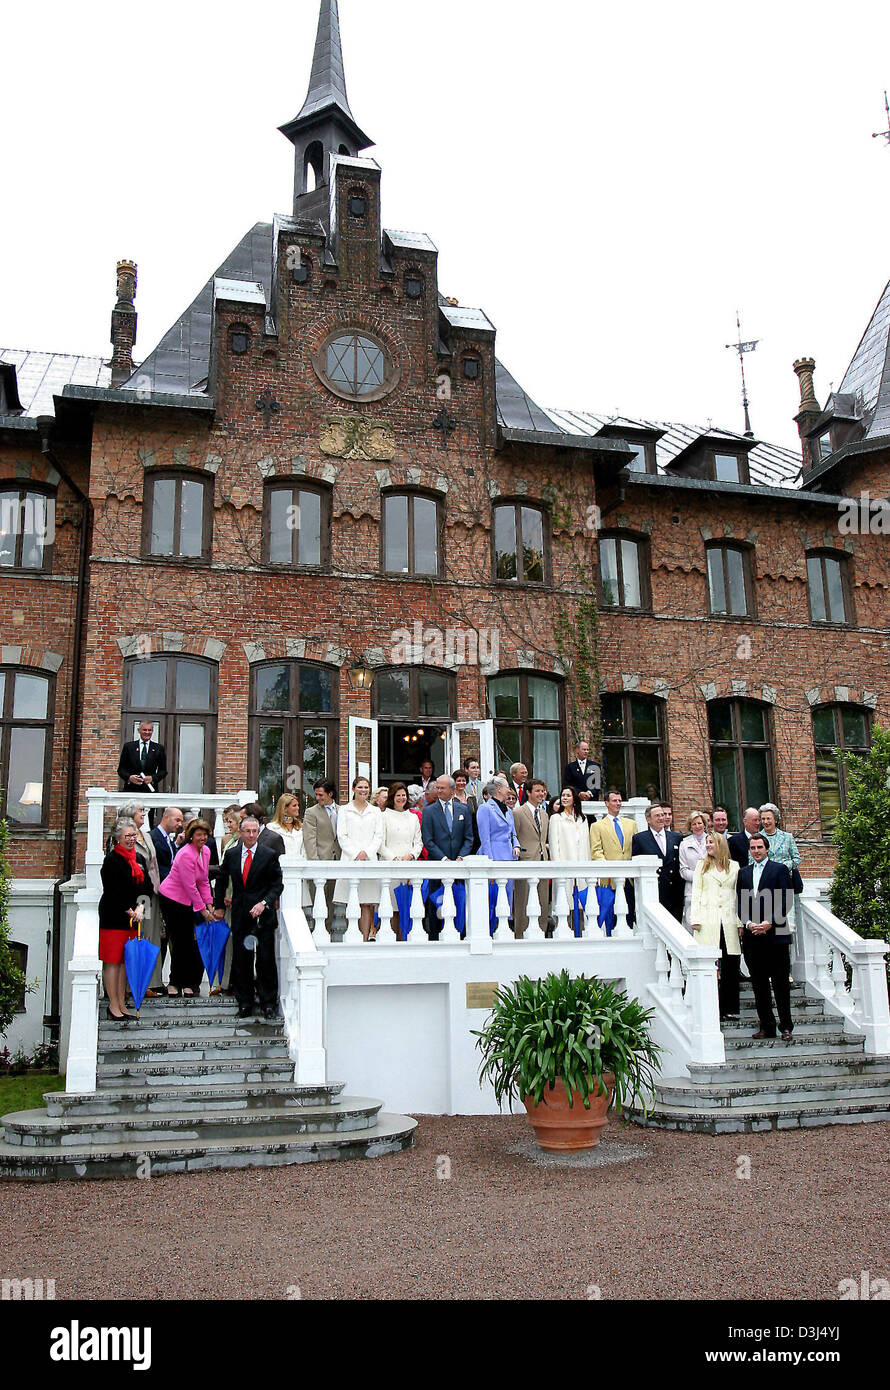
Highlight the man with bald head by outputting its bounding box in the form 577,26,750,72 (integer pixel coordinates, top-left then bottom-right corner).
729,807,761,868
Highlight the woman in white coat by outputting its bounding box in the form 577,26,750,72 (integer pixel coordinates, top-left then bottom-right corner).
679,809,709,932
689,831,742,1021
380,782,423,939
334,776,384,941
547,786,592,935
267,793,313,910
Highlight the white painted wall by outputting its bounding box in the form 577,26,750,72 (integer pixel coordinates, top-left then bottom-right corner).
4,880,54,1057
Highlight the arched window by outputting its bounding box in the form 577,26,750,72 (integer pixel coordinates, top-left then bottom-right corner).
813,704,871,834
382,492,441,576
373,667,455,782
488,673,563,791
249,662,340,815
263,483,330,568
142,472,213,563
0,667,54,827
0,485,55,573
708,698,773,830
493,502,548,585
123,657,217,794
601,693,666,799
598,533,650,610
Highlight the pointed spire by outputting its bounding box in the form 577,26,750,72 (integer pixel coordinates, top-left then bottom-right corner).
279,0,373,205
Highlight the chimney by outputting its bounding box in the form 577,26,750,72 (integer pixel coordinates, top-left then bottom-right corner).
793,357,821,474
110,259,138,385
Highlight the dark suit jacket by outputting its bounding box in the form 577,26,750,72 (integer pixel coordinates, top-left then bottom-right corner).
728,831,753,868
507,780,533,806
98,850,146,932
150,824,178,881
421,799,474,861
563,759,602,796
737,860,794,939
257,825,285,858
631,828,684,918
118,739,168,792
213,843,283,934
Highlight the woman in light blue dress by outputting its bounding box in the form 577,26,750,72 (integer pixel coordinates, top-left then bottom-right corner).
759,802,802,937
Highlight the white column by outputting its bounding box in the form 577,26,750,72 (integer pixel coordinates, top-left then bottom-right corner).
467,861,494,955
293,957,327,1086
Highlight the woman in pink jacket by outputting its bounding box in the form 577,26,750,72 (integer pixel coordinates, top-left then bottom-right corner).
158,818,215,997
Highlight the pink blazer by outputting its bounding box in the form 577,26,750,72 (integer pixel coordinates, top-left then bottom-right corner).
158,842,212,913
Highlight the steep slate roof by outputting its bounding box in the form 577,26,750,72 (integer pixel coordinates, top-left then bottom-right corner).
837,276,890,442
0,349,110,418
546,408,803,489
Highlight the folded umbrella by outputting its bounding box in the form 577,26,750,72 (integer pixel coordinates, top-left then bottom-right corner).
195,917,231,989
572,885,589,938
124,928,161,1013
595,883,616,937
393,882,415,940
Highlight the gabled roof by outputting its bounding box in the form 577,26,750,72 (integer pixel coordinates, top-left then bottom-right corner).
837,276,890,442
546,409,802,489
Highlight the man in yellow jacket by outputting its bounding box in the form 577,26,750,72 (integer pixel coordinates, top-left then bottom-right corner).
589,788,637,931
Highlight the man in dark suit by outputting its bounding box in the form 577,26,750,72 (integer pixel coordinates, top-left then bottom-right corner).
421,774,474,939
213,816,284,1019
631,802,684,920
728,807,761,867
563,739,602,801
736,832,795,1039
118,720,168,795
150,805,183,882
507,762,532,806
241,802,286,858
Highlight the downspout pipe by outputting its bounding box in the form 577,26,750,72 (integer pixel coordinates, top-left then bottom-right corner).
37,415,92,1042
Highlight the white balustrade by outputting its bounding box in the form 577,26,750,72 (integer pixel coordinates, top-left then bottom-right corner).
797,886,890,1053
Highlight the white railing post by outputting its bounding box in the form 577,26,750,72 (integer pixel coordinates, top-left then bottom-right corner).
293,956,327,1085
467,860,493,955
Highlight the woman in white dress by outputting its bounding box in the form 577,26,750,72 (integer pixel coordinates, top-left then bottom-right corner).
689,832,742,1021
267,793,312,908
547,786,592,934
334,776,384,941
379,782,423,939
679,809,709,932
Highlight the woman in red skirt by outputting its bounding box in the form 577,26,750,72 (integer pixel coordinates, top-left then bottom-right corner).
99,819,147,1020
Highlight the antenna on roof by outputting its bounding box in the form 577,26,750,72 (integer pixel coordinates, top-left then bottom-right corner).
872,90,890,146
725,310,759,438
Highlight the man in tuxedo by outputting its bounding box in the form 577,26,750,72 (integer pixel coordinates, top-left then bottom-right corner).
590,788,637,931
241,801,286,858
507,762,532,806
118,720,168,796
421,775,474,939
463,758,483,809
728,807,760,867
512,779,550,937
632,802,684,920
563,739,602,801
213,817,284,1019
736,832,795,1039
302,779,340,930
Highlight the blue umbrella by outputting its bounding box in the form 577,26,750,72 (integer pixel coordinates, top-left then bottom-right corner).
572,885,589,938
427,881,467,937
394,882,415,940
195,917,230,988
595,884,616,937
124,930,161,1013
488,879,513,935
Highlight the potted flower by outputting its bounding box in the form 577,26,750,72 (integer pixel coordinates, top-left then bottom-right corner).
474,970,662,1151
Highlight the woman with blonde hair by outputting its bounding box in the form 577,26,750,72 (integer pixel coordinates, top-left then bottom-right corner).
690,831,742,1021
679,809,709,932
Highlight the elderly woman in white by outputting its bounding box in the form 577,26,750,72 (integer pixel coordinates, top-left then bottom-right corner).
689,832,742,1021
334,776,384,941
679,809,709,933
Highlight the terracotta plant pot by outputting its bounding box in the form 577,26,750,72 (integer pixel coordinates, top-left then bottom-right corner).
522,1074,615,1152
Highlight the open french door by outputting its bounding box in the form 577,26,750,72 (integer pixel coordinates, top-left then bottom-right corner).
449,720,496,780
347,716,379,790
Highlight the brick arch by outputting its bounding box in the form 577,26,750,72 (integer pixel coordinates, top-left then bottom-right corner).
0,459,59,488
241,640,346,669
805,684,878,711
598,673,671,701
698,680,777,705
116,633,227,664
0,643,65,675
376,466,448,496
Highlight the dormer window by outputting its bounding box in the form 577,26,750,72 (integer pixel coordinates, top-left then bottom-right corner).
714,452,743,483
622,441,651,473
818,431,833,462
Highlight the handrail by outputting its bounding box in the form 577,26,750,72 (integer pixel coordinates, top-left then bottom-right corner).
797,886,890,1053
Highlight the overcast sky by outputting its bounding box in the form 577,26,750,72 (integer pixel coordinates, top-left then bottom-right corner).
4,0,890,450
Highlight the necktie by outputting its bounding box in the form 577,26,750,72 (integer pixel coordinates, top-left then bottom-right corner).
614,817,624,849
243,848,253,884
445,801,453,830
534,806,541,833
140,742,148,770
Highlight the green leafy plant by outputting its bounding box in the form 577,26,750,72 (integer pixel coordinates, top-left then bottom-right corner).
474,970,662,1113
830,724,890,954
0,808,31,1037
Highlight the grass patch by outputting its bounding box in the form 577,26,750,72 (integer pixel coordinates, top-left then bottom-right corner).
0,1071,65,1114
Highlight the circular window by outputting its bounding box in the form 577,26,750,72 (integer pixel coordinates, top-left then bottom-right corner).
313,329,399,402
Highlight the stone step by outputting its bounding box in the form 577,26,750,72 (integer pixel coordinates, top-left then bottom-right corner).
632,1095,890,1133
721,1019,842,1040
657,1068,890,1109
45,1081,345,1117
0,1113,418,1181
1,1097,384,1149
98,1021,285,1043
734,998,825,1016
96,1036,290,1065
97,1060,297,1087
687,1051,890,1086
721,1033,864,1055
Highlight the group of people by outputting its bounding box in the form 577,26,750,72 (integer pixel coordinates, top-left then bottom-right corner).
99,725,803,1038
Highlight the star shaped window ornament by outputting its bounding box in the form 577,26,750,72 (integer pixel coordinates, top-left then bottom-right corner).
431,406,457,450
256,389,281,428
